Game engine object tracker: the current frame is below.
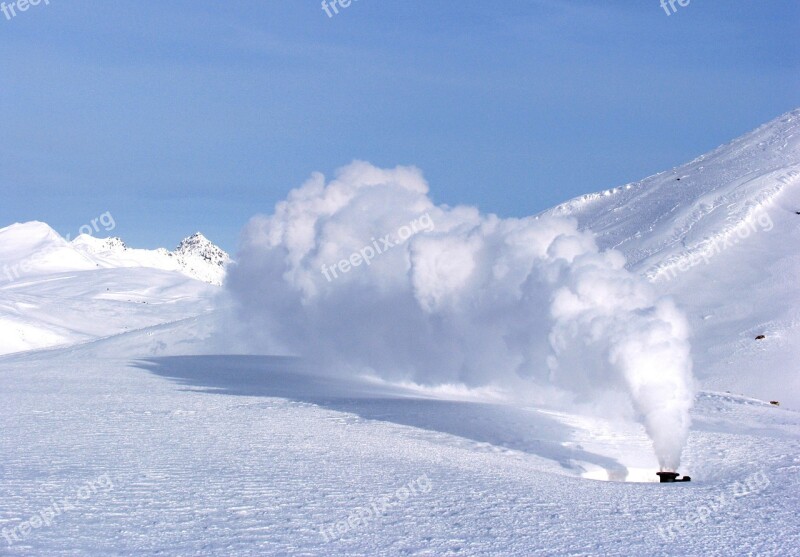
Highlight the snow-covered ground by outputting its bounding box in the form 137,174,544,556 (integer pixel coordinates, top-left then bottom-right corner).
2,349,798,556
1,109,799,556
0,225,228,356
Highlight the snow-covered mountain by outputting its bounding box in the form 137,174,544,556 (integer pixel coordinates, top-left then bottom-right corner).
1,223,230,286
0,221,99,279
0,224,229,355
546,108,800,408
71,229,231,286
544,108,800,277
172,232,232,285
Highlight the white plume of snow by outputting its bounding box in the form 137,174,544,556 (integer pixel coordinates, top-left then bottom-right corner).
226,161,696,469
546,248,695,471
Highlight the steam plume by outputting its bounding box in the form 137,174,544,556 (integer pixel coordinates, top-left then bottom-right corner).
225,161,695,469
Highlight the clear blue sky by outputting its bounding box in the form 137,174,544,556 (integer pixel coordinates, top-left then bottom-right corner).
1,0,798,252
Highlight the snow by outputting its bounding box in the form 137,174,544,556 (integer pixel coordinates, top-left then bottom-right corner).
0,266,219,357
71,230,230,286
0,224,227,356
546,108,800,408
2,349,798,555
0,222,97,280
0,222,229,289
1,109,800,556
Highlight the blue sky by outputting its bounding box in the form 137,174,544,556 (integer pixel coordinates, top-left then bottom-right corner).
1,0,798,252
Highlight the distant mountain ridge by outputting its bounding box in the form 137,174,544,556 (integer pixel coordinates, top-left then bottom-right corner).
0,222,231,286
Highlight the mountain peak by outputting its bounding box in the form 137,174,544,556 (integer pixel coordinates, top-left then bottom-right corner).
72,234,128,253
177,232,208,245
174,232,230,269
58,229,230,285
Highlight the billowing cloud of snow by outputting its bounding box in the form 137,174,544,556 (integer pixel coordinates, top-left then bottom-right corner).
225,161,695,470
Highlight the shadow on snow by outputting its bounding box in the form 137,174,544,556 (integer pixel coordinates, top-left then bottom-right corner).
133,355,626,478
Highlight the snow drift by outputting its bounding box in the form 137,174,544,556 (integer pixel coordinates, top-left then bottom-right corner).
226,161,695,469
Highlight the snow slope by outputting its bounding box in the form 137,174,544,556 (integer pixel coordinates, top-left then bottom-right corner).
544,109,800,274
0,223,227,355
1,109,799,556
0,222,98,279
0,267,219,356
546,108,800,408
